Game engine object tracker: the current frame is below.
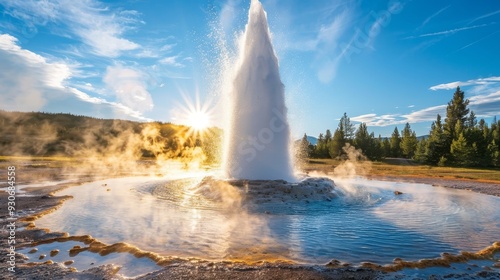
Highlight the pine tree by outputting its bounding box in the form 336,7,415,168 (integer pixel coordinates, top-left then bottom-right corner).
443,86,469,155
329,129,345,159
297,133,311,162
465,111,477,129
400,123,418,158
414,138,427,163
390,127,401,157
325,129,332,144
450,132,471,166
338,112,355,142
488,140,500,167
425,114,446,165
353,123,379,160
382,138,391,158
354,123,371,155
314,133,329,158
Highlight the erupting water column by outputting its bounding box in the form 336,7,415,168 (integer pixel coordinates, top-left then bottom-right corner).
224,0,295,181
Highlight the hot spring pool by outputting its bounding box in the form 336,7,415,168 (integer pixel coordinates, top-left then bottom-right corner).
34,176,500,265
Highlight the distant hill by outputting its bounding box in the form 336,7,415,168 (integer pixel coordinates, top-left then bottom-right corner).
306,136,318,145
0,110,222,163
295,136,318,145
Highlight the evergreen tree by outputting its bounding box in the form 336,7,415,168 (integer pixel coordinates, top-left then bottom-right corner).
414,138,427,163
488,140,500,167
382,138,391,158
390,127,402,157
325,129,332,144
329,129,345,159
400,122,418,158
443,86,469,154
354,123,371,155
425,114,445,165
465,111,477,129
297,133,311,162
450,132,471,166
314,133,329,158
353,123,380,160
338,112,355,142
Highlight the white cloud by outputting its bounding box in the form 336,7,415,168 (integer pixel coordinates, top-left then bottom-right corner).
159,56,184,67
430,76,500,90
469,90,500,117
0,34,151,121
351,90,500,127
0,34,70,111
1,0,141,57
103,65,154,112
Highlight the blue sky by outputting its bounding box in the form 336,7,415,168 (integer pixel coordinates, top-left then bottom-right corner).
1,0,499,138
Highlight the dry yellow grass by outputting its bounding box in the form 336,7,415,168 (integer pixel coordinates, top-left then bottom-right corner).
302,158,500,183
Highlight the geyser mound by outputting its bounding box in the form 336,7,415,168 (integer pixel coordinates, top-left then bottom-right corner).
152,177,337,209
223,0,294,181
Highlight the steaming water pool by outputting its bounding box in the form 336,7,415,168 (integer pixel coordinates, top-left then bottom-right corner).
34,176,500,265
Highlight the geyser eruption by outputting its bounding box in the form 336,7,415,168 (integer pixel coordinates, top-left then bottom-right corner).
224,0,294,181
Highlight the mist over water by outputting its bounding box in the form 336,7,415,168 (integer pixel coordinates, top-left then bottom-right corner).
223,0,294,181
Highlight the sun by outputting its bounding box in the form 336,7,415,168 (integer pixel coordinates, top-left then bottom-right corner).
186,110,210,131
173,89,216,138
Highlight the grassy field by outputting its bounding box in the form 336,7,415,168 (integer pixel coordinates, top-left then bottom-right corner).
302,158,500,183
1,155,499,183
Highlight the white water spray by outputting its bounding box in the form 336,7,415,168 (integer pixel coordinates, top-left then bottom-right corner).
223,0,295,181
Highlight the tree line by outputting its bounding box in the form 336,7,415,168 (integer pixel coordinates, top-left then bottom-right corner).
0,110,223,165
298,87,500,167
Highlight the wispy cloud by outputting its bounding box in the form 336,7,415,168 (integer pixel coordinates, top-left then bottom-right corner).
1,0,141,57
455,30,500,52
351,105,447,127
430,76,500,91
311,9,351,83
469,91,500,117
103,65,154,112
352,77,500,127
159,55,184,67
405,23,490,39
0,34,151,121
469,9,500,24
417,5,450,30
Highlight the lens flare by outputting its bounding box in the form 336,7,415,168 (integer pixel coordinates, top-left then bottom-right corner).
186,110,210,132
172,88,220,144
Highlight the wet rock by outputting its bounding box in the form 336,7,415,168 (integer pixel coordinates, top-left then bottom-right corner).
394,191,403,195
39,254,46,260
326,259,341,267
28,248,38,254
50,249,59,257
64,260,75,265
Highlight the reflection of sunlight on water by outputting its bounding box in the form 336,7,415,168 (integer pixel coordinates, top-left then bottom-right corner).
18,240,160,278
35,176,500,265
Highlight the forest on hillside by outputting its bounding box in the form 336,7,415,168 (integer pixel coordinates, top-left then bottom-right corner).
0,111,223,165
298,87,500,168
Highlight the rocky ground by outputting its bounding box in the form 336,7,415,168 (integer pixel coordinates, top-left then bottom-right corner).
0,165,499,279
